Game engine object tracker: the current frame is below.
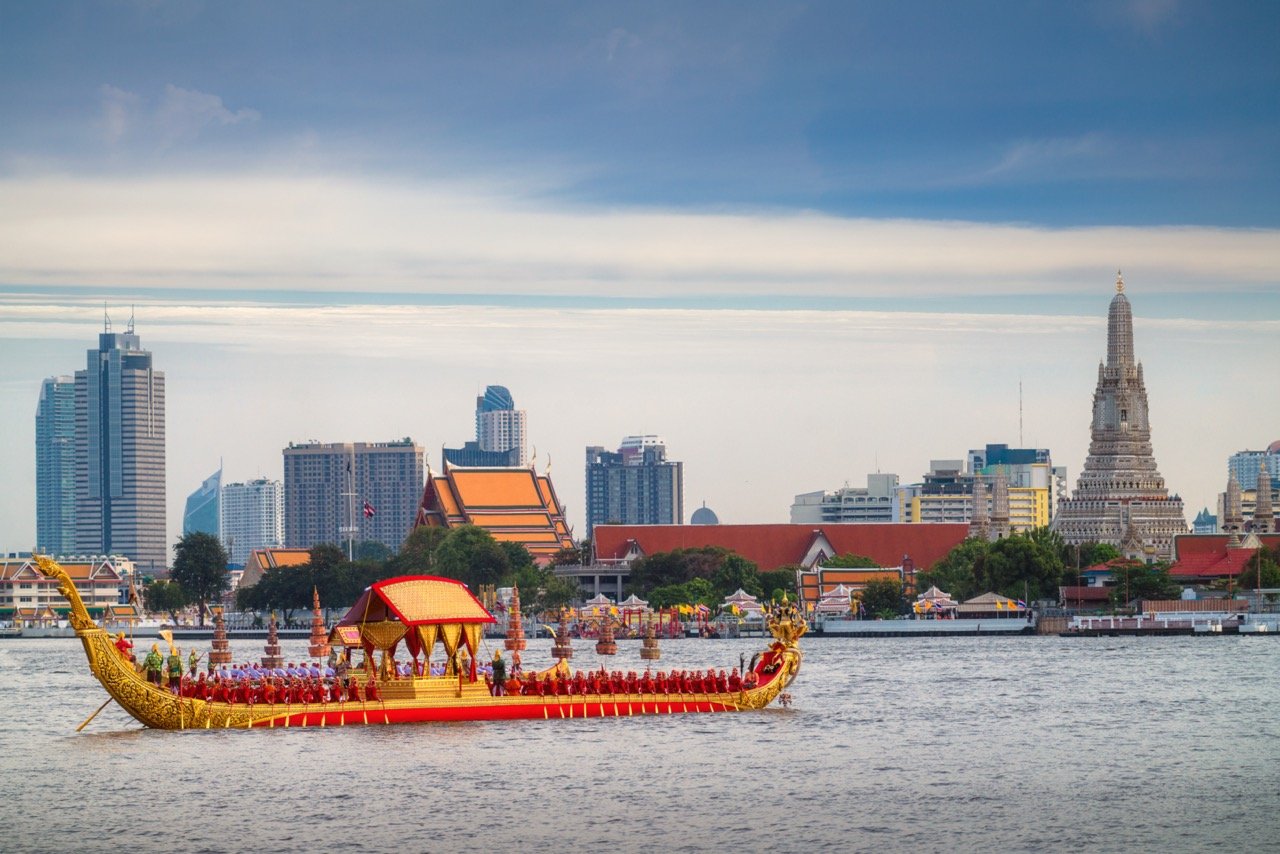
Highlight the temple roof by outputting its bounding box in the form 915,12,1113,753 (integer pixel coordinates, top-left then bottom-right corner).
593,523,967,571
1169,533,1280,578
414,466,574,558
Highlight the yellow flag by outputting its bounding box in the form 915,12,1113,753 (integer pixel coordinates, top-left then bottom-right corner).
995,600,1004,610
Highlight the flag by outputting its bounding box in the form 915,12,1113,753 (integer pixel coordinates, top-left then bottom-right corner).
363,500,376,518
1016,599,1027,609
995,600,1004,610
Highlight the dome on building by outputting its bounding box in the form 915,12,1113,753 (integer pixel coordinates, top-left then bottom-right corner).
1267,439,1280,455
690,503,719,525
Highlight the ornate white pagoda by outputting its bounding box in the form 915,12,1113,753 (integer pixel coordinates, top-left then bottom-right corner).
1051,274,1188,560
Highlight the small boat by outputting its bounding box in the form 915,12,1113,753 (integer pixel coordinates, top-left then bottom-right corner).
36,555,805,730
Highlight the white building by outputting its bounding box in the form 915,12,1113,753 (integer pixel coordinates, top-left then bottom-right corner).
220,478,284,566
791,473,899,524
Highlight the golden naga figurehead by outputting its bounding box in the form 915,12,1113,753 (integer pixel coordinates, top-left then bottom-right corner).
764,594,808,646
32,554,96,632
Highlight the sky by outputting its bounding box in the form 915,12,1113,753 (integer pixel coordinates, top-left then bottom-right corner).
1,1,1278,554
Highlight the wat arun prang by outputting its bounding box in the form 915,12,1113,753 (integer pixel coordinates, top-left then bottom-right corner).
1051,274,1188,560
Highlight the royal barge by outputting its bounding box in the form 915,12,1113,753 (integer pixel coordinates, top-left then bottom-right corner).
36,555,804,730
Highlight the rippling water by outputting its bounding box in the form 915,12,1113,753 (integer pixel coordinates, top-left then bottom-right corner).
2,634,1278,853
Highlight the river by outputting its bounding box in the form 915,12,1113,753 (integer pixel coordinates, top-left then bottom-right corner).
1,634,1277,853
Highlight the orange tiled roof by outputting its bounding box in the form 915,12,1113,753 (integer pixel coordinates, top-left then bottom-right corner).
414,467,574,558
240,548,313,588
593,524,968,572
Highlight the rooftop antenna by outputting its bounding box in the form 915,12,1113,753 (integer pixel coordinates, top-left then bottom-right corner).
127,304,135,334
103,302,111,333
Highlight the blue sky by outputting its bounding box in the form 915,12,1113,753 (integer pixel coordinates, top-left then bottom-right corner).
0,1,1277,551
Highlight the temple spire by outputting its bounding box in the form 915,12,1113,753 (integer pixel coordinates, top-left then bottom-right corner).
1116,269,1124,293
1254,461,1274,534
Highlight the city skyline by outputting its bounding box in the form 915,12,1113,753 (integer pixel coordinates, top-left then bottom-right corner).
1,3,1277,553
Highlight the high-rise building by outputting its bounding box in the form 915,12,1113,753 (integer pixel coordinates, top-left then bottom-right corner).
791,474,899,524
283,439,424,551
74,319,167,574
183,468,221,537
35,376,77,555
1227,442,1280,491
893,448,1055,535
475,385,527,466
441,440,521,468
1050,275,1187,559
220,478,283,566
585,435,683,537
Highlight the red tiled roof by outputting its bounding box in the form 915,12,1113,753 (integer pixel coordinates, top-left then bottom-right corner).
592,524,968,571
1169,534,1280,578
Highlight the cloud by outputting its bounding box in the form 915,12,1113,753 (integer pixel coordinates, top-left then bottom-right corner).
978,133,1114,182
100,84,142,143
0,172,1277,299
1095,0,1183,36
96,83,259,148
155,84,261,146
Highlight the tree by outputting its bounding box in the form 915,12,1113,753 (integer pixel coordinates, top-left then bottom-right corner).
1236,548,1280,590
143,579,187,623
824,553,880,568
499,541,535,574
712,554,763,598
628,547,735,594
533,576,580,615
391,525,448,575
170,532,229,625
858,579,904,617
353,540,392,562
917,538,990,601
433,525,510,589
759,567,799,602
1109,561,1180,606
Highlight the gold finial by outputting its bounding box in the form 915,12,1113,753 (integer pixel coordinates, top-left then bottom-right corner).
1115,270,1124,293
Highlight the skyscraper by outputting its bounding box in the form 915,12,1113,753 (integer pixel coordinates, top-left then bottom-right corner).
283,439,424,551
35,376,77,555
1051,275,1187,559
74,318,167,574
475,385,527,466
585,435,684,536
220,478,284,566
183,468,221,537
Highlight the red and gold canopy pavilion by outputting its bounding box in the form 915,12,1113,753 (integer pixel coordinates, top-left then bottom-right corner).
336,575,496,680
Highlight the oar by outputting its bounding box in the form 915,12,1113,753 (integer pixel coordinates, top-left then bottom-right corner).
76,697,113,732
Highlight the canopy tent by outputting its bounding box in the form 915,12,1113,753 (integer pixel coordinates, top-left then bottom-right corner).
579,593,616,619
722,588,764,616
914,584,958,615
337,575,495,680
815,583,856,615
957,592,1026,616
618,594,650,610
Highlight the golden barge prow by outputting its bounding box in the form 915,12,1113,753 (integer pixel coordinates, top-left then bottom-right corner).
36,555,804,730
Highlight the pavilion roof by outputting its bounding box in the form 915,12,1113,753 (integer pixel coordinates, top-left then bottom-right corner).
337,575,494,627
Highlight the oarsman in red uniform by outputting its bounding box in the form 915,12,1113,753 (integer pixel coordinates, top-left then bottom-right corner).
715,670,728,694
572,671,587,695
641,671,654,694
655,671,668,694
365,678,380,702
329,680,343,703
703,671,716,694
505,674,521,696
625,671,638,694
113,632,134,662
239,680,254,706
554,672,568,695
347,679,362,703
541,674,554,696
728,668,742,692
